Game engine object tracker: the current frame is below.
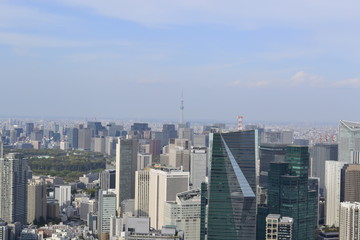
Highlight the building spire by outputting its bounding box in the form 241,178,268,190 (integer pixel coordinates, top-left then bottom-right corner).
180,90,184,124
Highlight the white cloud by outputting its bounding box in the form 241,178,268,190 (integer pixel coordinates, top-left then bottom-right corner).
290,71,325,87
333,78,360,88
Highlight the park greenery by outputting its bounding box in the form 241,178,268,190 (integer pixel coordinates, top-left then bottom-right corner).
5,148,107,182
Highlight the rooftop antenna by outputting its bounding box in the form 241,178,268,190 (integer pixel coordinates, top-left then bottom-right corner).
180,90,184,124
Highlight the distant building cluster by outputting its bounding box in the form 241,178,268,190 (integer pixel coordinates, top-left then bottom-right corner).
1,117,360,239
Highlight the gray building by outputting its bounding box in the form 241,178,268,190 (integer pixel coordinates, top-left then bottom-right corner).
311,143,338,192
0,153,28,225
338,120,360,163
190,147,207,189
98,190,116,237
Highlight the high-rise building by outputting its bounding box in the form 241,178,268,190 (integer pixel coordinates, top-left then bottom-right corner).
325,160,345,227
267,146,317,240
164,189,201,240
265,214,293,240
190,147,207,189
149,139,161,157
27,179,47,224
0,221,8,240
341,164,360,202
206,130,258,240
311,143,338,192
162,124,177,146
338,120,360,163
0,153,28,224
25,123,34,137
78,128,92,151
259,144,287,188
148,168,189,230
100,169,116,190
115,138,138,213
54,185,71,209
98,190,117,238
135,169,150,217
87,121,104,137
339,202,360,240
91,136,106,153
137,153,152,170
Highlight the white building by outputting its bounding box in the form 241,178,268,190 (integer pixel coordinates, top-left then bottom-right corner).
164,189,201,240
135,170,150,217
190,147,207,189
137,154,152,171
54,185,72,209
325,160,345,227
339,202,360,240
338,120,360,163
148,168,189,230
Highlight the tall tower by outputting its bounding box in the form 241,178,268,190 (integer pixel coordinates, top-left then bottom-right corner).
0,153,28,224
180,90,184,125
207,130,258,239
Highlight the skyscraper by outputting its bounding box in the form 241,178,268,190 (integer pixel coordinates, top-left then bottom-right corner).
311,143,338,192
27,179,47,224
115,138,138,213
134,169,150,217
0,153,28,224
339,202,360,240
98,190,117,238
338,120,360,163
148,168,189,230
340,164,360,202
206,130,258,240
190,146,207,189
267,146,317,240
325,160,345,227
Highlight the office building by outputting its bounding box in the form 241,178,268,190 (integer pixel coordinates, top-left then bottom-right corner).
25,123,34,136
87,121,104,137
0,221,8,240
338,120,360,163
100,169,116,190
54,185,71,209
190,147,207,189
148,168,189,230
149,139,161,157
341,164,360,202
268,146,317,240
162,124,177,146
135,170,150,217
259,144,287,188
0,153,28,224
265,131,293,144
115,138,138,212
164,189,201,240
27,179,47,224
98,190,117,238
339,202,360,240
311,143,338,192
266,214,293,240
207,130,258,240
325,160,345,227
78,128,92,151
137,153,152,170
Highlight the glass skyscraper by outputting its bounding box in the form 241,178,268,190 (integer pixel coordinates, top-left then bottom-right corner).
206,130,257,239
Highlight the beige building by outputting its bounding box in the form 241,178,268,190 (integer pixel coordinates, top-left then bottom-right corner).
148,168,189,230
339,202,360,240
27,179,47,224
341,164,360,202
135,169,150,217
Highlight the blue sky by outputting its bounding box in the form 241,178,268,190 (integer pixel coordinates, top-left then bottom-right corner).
1,0,360,122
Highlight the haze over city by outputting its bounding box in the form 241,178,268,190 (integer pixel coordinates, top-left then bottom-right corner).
1,1,360,122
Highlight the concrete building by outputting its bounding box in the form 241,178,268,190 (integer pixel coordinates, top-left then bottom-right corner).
190,147,207,189
100,169,116,190
311,143,338,192
92,136,106,153
137,153,152,170
339,202,360,240
78,128,92,151
265,214,293,240
148,168,189,230
164,189,201,240
135,170,150,217
325,160,346,227
0,221,8,240
116,138,138,213
0,153,28,224
98,190,117,238
338,120,360,163
54,185,72,209
341,164,360,202
27,179,47,224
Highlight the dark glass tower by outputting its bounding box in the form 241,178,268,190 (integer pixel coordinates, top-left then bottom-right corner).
207,130,257,240
268,146,317,240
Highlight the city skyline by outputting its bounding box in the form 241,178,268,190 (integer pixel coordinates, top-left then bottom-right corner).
1,1,360,122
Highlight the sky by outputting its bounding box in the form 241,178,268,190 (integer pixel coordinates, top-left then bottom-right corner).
1,0,360,123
